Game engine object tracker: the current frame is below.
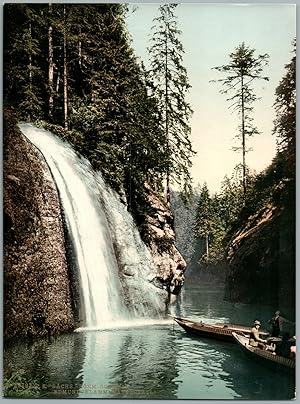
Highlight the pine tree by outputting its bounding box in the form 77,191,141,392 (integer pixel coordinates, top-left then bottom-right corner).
47,3,55,120
218,164,258,236
148,4,195,204
3,4,176,239
4,4,45,120
65,5,167,196
212,43,269,198
219,174,242,229
272,39,296,176
193,183,214,260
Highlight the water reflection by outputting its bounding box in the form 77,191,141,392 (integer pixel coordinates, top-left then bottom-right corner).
173,283,295,400
3,283,296,400
178,283,295,335
172,329,295,400
78,325,179,399
221,342,295,400
172,332,240,399
4,333,86,398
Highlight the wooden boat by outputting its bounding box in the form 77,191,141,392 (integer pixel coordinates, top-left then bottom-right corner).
173,317,269,343
232,332,295,373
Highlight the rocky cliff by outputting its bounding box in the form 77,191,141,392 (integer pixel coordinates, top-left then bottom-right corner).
4,118,186,338
4,119,75,339
224,190,295,308
146,189,186,305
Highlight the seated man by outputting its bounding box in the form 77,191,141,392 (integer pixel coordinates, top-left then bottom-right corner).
249,320,266,349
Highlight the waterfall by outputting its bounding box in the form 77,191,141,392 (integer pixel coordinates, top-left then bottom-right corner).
18,123,165,329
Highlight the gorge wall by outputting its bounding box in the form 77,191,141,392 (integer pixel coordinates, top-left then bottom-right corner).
4,120,75,339
3,120,186,338
224,194,295,308
146,188,186,303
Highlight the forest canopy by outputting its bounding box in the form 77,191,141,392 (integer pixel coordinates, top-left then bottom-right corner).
3,3,195,238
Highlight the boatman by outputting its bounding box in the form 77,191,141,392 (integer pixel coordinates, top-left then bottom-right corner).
268,310,295,337
249,320,266,349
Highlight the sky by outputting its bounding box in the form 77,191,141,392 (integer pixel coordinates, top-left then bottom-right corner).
126,3,296,194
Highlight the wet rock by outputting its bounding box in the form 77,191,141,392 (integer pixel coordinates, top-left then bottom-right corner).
3,119,75,339
4,116,187,333
146,188,186,302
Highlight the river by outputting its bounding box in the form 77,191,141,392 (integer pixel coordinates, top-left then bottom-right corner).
4,282,295,400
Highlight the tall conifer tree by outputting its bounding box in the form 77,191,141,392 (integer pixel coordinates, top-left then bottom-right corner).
272,39,296,175
212,43,269,198
148,4,195,204
4,4,44,120
3,4,174,236
193,183,214,260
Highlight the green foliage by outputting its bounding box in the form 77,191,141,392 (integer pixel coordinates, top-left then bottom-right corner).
272,39,296,176
225,45,296,237
176,45,295,270
192,167,257,264
148,4,195,201
3,4,173,238
212,42,269,196
219,173,243,228
194,183,214,239
4,4,45,120
193,183,224,263
3,370,40,398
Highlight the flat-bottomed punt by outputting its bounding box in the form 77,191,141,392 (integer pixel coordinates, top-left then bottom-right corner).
173,317,269,342
232,332,295,373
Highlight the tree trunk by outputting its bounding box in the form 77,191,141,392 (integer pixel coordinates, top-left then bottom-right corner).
28,21,33,121
56,70,60,94
63,5,68,131
78,27,82,68
165,21,170,205
28,22,32,89
241,74,246,199
206,234,209,259
48,4,54,120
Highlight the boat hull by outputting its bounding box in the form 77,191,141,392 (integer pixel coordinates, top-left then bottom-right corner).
173,317,269,343
232,332,295,374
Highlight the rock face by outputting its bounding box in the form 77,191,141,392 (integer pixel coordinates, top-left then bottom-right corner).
146,189,186,303
4,122,75,339
225,201,295,308
3,120,186,337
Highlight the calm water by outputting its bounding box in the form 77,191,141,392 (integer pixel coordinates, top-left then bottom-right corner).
4,283,296,400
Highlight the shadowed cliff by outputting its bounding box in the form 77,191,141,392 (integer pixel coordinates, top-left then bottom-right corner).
224,163,295,309
4,115,75,339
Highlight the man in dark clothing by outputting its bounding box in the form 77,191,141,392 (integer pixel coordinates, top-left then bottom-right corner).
275,332,292,358
268,310,294,337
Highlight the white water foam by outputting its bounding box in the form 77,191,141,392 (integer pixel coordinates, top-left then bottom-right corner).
74,318,174,332
18,123,165,328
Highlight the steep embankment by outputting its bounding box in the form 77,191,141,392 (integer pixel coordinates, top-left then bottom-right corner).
4,120,75,339
225,183,295,308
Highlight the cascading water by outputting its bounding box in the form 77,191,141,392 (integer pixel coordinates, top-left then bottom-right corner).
18,123,165,329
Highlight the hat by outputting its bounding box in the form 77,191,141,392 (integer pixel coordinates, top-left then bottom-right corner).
275,310,280,315
254,320,261,326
